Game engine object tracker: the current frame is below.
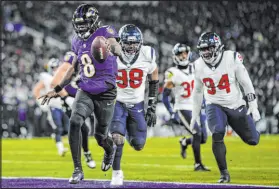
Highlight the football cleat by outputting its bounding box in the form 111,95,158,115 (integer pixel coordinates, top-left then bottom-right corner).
218,170,230,183
69,167,84,184
194,163,211,171
110,170,124,186
58,148,68,157
101,144,117,172
84,151,96,169
179,137,189,159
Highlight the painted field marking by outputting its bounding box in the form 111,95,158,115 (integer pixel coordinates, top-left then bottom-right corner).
2,160,279,171
2,176,278,188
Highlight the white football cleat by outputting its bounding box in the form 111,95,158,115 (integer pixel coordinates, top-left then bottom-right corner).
110,170,124,186
84,151,96,169
56,141,68,157
58,148,68,157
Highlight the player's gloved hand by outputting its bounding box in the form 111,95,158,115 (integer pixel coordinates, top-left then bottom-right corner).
145,102,157,127
38,90,60,105
189,114,201,135
170,112,180,124
36,99,49,112
247,100,261,122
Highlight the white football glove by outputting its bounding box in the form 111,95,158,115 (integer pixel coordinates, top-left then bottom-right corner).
189,114,201,135
246,100,261,122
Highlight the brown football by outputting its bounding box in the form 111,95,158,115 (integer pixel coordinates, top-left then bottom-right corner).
91,36,109,63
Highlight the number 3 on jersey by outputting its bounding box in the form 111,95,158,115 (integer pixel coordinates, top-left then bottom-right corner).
117,69,143,89
202,74,230,95
81,54,95,77
181,80,194,98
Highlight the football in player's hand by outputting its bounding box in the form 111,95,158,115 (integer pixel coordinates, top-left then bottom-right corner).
91,36,109,63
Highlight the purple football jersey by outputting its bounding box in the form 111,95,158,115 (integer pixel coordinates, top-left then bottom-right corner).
64,84,78,97
71,25,119,95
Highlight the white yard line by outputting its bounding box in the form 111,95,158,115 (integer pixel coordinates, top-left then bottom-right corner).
1,176,278,188
2,160,279,170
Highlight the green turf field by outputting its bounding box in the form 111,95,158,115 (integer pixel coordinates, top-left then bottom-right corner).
2,135,279,186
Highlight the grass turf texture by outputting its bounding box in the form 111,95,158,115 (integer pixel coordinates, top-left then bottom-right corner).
2,135,279,186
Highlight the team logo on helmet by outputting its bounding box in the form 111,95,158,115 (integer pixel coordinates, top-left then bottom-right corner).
107,27,115,35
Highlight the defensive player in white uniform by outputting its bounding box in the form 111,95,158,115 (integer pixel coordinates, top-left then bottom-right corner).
109,24,159,186
190,32,261,183
33,58,69,156
162,43,210,171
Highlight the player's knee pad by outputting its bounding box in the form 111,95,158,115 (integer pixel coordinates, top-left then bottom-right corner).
112,133,125,146
94,133,114,148
130,137,146,151
212,133,225,143
69,113,84,128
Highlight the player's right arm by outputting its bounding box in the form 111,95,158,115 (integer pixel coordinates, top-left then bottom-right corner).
162,70,175,115
39,52,77,105
33,80,45,99
51,61,71,97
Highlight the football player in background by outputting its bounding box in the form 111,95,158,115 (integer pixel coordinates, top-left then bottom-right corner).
33,58,69,156
51,52,96,169
39,4,122,184
109,24,159,186
190,32,261,183
162,43,210,171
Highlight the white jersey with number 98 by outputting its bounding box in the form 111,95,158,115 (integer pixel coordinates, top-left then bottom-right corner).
116,45,157,104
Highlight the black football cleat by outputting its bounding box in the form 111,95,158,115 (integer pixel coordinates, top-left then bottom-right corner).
69,167,84,184
179,137,189,159
101,144,117,172
194,163,211,171
218,170,230,183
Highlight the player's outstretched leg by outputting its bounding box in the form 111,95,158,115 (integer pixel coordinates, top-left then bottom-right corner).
49,108,68,156
81,122,96,169
93,99,117,172
111,133,125,186
178,110,210,171
193,115,210,171
206,104,230,183
68,91,94,184
179,137,192,159
110,101,128,186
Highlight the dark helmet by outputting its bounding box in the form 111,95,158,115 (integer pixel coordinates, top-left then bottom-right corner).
118,24,143,58
197,32,224,64
72,4,100,39
172,43,191,66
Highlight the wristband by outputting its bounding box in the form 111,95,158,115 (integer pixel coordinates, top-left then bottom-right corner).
245,93,256,102
54,85,63,93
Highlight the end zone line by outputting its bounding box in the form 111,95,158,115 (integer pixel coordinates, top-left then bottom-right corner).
2,176,278,188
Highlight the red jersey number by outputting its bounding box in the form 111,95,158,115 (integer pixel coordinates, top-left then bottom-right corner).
117,69,143,89
202,74,231,95
181,80,194,98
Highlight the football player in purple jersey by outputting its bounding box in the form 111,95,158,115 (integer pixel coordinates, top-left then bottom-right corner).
51,53,97,169
39,4,122,184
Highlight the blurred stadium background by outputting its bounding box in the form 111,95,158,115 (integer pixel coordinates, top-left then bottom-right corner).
2,1,279,187
2,1,279,138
